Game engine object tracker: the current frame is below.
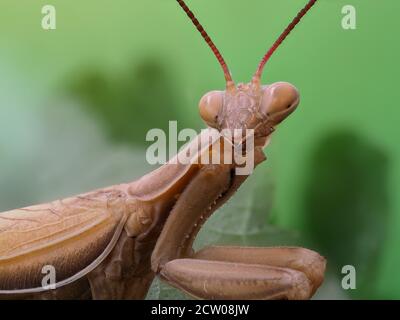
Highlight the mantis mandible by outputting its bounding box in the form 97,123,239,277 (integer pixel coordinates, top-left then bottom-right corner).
0,0,325,300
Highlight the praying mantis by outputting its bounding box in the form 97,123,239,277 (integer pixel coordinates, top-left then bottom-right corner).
0,0,325,299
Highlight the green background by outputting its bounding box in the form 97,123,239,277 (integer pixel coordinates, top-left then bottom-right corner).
0,0,399,299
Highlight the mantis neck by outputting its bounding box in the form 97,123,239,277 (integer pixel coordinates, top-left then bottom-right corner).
126,129,267,271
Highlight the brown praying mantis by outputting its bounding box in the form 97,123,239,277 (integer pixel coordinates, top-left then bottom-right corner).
0,0,326,300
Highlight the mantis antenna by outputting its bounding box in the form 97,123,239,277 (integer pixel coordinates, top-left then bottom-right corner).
253,0,318,82
176,0,234,88
176,0,317,86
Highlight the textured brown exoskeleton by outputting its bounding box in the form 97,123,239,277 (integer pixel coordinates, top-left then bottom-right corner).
0,0,325,299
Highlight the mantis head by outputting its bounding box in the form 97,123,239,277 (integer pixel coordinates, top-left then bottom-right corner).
177,0,317,146
198,81,299,146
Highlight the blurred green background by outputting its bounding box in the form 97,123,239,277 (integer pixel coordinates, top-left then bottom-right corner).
0,0,399,299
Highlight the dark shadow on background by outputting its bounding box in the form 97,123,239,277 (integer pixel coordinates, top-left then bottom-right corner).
303,130,389,298
67,58,186,146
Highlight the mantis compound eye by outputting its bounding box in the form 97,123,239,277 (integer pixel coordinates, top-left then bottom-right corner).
260,82,300,124
198,90,224,128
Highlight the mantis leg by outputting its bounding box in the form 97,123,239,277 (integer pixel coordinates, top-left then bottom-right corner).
159,246,325,300
194,246,326,296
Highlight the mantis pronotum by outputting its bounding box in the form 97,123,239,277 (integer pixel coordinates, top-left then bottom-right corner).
0,0,325,299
